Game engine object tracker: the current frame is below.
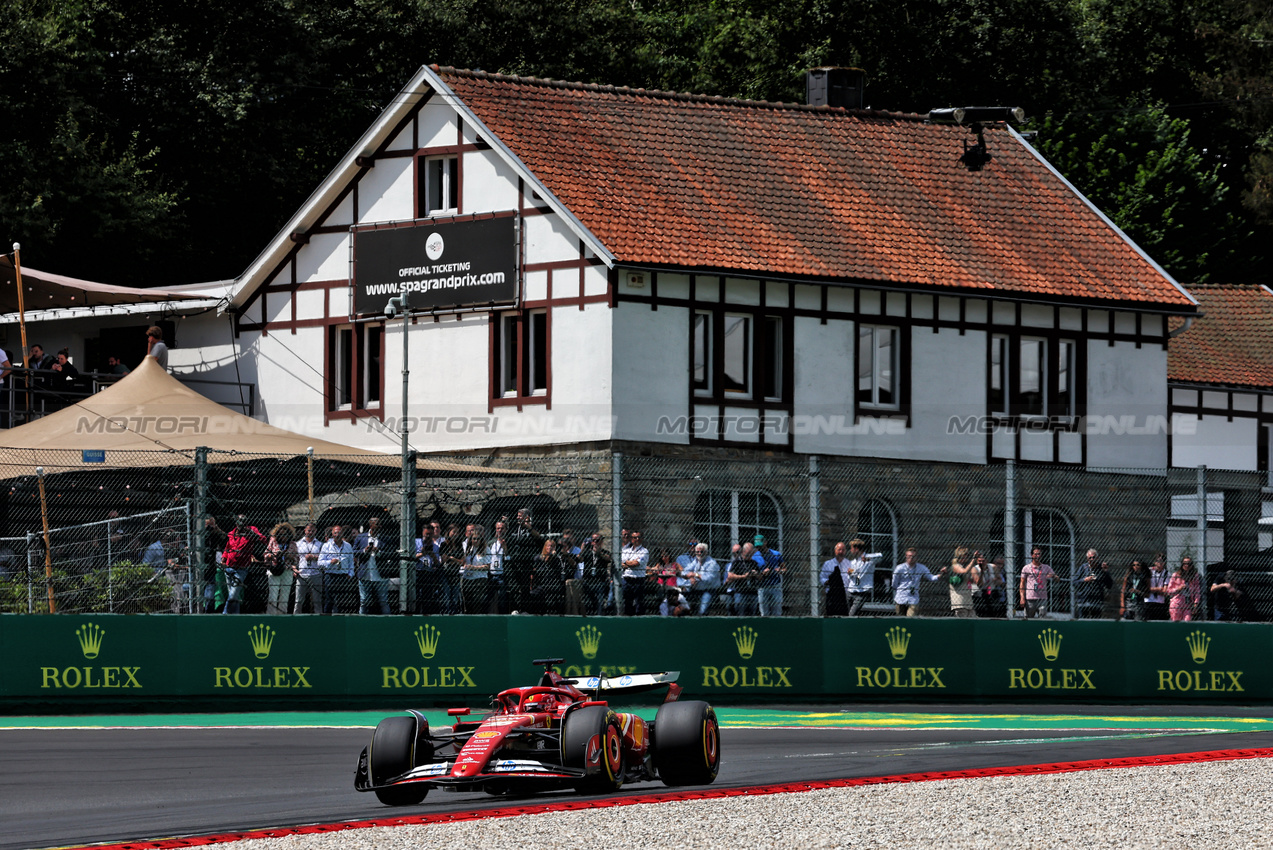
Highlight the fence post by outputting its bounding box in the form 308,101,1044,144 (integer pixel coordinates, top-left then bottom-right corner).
400,450,417,615
1197,464,1209,602
612,451,623,615
1005,458,1017,620
192,446,208,614
809,455,820,617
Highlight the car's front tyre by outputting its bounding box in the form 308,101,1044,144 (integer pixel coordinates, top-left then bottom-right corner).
562,705,624,794
369,715,429,805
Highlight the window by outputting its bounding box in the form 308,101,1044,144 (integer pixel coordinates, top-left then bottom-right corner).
693,489,782,560
760,316,783,401
494,310,548,401
722,314,751,396
991,334,1077,418
989,507,1075,614
693,312,711,394
329,322,384,413
693,311,788,403
857,325,899,409
857,499,899,604
421,156,458,216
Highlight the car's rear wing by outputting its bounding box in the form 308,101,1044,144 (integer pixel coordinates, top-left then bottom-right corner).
566,671,680,695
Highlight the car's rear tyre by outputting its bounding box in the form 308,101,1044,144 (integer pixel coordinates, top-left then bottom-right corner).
652,700,720,786
562,705,624,794
369,715,429,806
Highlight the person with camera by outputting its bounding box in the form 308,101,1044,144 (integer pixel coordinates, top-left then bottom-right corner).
579,531,613,616
353,517,391,615
505,508,543,615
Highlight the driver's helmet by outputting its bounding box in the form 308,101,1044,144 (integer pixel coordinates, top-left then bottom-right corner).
524,693,554,713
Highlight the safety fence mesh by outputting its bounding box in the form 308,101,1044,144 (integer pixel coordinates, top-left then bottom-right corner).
1,447,1269,620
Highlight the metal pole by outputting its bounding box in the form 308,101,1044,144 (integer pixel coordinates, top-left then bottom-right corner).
385,298,416,616
193,447,208,614
307,446,315,525
1005,458,1017,620
1197,464,1208,616
809,455,820,617
611,451,623,615
35,467,55,613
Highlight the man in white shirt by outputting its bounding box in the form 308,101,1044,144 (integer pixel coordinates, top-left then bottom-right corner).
844,538,882,616
486,520,507,613
620,530,650,616
892,547,943,616
319,525,354,614
293,523,324,614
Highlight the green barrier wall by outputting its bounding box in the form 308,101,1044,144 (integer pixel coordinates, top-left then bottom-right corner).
2,614,1268,711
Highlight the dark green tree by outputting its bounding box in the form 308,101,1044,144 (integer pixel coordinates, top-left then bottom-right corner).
1031,103,1251,282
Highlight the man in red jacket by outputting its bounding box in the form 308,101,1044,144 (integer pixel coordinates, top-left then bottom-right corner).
222,514,265,614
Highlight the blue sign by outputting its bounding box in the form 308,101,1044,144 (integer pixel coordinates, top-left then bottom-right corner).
82,450,105,464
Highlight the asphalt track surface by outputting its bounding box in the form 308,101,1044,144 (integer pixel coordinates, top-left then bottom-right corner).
5,704,1273,850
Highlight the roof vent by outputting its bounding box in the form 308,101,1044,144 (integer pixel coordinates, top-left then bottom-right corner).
806,67,866,109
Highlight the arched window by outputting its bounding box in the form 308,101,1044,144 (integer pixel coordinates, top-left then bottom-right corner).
857,499,899,604
989,508,1076,614
693,490,782,560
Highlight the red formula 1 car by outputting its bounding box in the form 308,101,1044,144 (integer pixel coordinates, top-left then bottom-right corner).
355,657,721,805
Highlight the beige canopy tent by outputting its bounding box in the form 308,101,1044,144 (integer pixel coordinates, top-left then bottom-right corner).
0,355,501,477
0,257,217,315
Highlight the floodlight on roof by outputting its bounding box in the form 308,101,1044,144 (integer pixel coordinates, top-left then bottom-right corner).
926,106,1026,171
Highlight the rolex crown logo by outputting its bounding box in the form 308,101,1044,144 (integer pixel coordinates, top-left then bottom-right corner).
416,624,441,659
249,624,276,659
76,623,105,659
1186,630,1211,665
733,626,758,660
885,626,911,660
576,625,602,660
1037,628,1062,662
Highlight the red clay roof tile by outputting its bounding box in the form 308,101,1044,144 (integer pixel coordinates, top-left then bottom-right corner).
1169,284,1273,389
438,68,1194,309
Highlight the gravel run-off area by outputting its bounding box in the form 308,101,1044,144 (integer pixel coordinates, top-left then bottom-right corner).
221,757,1272,850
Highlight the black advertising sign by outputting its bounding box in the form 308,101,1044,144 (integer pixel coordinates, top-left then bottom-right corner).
352,216,518,316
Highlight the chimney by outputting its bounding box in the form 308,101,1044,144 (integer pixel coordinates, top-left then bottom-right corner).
806,67,866,109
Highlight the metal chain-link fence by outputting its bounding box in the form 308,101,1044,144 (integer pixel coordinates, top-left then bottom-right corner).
2,447,1269,620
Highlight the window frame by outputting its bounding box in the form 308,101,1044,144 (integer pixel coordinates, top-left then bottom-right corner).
857,498,899,606
692,488,784,561
326,321,385,418
990,333,1080,421
857,324,901,411
693,309,790,404
418,154,459,217
492,308,550,406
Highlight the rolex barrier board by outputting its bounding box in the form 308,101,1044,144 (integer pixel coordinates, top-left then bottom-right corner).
1,615,1269,710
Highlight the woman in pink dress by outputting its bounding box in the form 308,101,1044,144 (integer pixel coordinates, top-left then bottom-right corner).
1165,557,1202,622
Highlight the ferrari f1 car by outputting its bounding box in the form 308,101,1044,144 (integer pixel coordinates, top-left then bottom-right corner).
355,657,720,804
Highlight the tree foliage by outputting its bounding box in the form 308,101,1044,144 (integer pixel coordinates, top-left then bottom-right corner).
0,0,1268,285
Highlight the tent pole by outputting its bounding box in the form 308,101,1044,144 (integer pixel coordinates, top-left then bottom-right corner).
13,243,31,421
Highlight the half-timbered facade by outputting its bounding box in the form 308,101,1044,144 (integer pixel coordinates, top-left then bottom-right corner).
11,66,1199,471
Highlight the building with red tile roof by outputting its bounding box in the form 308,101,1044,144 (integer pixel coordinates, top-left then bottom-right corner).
1169,284,1273,473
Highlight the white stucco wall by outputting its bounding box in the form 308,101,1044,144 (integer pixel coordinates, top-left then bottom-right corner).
612,302,687,443
1085,339,1169,469
1171,414,1259,471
